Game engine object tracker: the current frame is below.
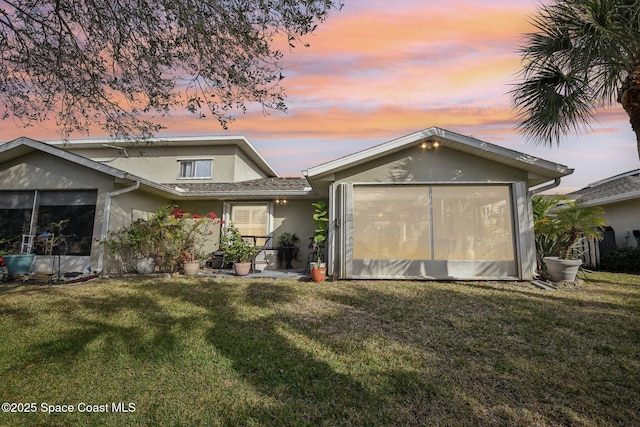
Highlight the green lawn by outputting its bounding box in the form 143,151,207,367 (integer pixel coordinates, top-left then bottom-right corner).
0,272,639,426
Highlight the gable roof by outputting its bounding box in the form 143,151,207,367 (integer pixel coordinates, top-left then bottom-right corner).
304,127,572,188
46,135,279,177
570,169,640,206
0,136,179,195
1,136,132,179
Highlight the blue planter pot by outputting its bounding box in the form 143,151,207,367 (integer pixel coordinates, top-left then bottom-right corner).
3,254,36,276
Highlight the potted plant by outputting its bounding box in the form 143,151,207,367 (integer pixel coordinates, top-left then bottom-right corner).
533,195,606,282
310,201,329,282
219,224,261,276
0,235,36,279
0,238,29,280
277,232,299,269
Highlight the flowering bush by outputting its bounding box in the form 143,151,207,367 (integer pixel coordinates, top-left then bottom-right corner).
102,204,223,273
164,206,224,268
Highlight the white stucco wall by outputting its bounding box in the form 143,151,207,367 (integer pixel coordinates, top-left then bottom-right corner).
66,144,267,183
600,199,640,248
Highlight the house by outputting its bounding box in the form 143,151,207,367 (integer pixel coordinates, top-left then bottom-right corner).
303,127,572,280
569,169,640,263
0,127,572,280
0,136,317,274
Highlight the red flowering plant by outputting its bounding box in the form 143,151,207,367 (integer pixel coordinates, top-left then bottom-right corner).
163,206,224,269
101,204,224,273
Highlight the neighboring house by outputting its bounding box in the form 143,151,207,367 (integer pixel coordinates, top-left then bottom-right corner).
569,169,640,263
0,127,572,280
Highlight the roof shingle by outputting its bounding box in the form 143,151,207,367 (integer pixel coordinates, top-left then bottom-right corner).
570,169,640,203
167,177,313,196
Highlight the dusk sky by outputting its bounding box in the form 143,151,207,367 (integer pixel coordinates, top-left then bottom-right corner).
2,0,638,193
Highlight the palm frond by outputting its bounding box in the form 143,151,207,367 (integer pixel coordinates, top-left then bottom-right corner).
510,0,640,145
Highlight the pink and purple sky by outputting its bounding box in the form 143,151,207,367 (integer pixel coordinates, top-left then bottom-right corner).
2,0,638,193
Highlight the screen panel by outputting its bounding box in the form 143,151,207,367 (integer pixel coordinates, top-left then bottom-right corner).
431,186,514,261
353,186,431,260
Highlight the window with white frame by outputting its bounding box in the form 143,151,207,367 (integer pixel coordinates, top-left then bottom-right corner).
178,159,213,179
224,203,273,247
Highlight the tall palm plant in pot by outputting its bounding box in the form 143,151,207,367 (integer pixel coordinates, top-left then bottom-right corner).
310,201,329,282
533,195,606,282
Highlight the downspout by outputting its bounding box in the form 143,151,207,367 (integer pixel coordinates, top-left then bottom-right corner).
525,177,561,280
529,178,561,195
96,181,140,273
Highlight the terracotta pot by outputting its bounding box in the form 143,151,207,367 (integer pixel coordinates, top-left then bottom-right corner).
543,257,582,282
310,266,327,282
234,262,252,276
183,261,200,276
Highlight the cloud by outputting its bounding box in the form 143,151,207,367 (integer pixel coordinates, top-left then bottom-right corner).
0,0,636,190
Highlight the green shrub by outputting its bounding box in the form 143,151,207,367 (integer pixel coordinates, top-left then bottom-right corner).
601,248,640,273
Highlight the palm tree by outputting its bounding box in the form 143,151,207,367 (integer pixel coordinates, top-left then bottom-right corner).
510,0,640,159
554,200,607,259
532,195,607,261
532,194,571,269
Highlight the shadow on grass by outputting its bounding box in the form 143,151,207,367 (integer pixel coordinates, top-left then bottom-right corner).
5,277,639,425
138,280,465,425
314,282,640,425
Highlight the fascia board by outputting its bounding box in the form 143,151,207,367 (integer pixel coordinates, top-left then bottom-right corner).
3,137,129,179
304,127,571,180
47,135,280,178
304,129,433,178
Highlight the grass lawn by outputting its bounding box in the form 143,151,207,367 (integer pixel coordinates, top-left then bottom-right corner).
0,271,639,426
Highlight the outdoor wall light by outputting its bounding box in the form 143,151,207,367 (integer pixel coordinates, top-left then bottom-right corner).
421,140,440,151
275,199,287,206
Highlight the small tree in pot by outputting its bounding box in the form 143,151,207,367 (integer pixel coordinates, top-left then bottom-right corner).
533,195,606,282
310,201,329,282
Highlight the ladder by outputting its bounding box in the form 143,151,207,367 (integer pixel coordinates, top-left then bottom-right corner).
20,234,34,254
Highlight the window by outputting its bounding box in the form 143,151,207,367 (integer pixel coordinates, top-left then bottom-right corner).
0,190,97,255
36,191,97,255
224,203,272,247
0,191,34,253
178,159,213,178
353,186,431,260
431,186,514,261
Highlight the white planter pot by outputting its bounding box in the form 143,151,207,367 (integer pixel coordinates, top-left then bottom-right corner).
183,261,200,276
543,257,582,282
135,256,155,274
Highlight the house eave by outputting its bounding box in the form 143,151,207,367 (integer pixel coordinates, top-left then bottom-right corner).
2,136,129,179
303,127,572,186
47,135,280,178
576,190,640,207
